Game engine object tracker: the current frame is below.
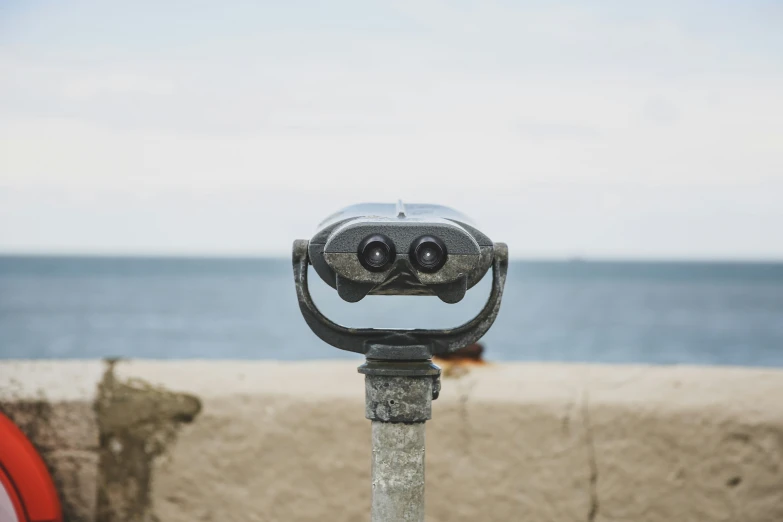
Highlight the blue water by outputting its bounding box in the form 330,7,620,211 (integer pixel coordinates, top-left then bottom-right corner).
1,256,782,366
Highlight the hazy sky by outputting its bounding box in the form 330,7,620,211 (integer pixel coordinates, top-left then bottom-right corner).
1,1,781,259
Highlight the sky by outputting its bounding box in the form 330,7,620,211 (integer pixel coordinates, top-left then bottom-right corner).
0,1,781,259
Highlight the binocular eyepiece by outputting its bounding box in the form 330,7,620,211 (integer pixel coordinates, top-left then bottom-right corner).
357,234,447,273
357,234,396,271
409,235,447,272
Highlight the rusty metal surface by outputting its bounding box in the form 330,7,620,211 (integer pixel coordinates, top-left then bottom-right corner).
364,375,433,423
358,361,441,402
324,251,484,303
358,360,441,377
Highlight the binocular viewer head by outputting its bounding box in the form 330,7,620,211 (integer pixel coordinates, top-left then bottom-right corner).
292,201,507,360
307,201,495,304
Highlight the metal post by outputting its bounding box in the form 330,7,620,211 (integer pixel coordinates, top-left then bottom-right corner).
371,421,426,522
291,234,507,521
360,363,439,522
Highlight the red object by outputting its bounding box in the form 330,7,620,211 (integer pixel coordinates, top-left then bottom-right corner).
0,412,62,522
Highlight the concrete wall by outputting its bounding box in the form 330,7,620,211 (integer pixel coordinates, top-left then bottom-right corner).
1,360,782,522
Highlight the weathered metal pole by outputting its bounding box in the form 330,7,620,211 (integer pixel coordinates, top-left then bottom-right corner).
371,421,426,521
361,363,439,522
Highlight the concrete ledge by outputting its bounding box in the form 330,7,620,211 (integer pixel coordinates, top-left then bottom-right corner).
1,360,783,521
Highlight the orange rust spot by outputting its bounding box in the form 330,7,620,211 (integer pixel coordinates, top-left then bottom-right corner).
434,342,485,363
434,343,489,378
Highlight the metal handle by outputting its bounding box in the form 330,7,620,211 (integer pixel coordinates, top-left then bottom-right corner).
292,240,508,360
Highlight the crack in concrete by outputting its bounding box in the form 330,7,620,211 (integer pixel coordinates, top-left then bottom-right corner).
582,392,600,522
455,377,476,451
562,394,577,437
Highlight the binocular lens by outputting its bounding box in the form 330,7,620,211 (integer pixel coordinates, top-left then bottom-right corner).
358,235,395,271
411,236,447,272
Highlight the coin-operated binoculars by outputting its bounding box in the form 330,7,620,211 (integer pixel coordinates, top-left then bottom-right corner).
292,201,507,522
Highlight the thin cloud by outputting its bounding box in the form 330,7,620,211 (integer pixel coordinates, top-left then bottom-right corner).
0,1,781,258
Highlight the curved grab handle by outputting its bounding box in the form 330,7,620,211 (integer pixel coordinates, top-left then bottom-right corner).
292,239,508,360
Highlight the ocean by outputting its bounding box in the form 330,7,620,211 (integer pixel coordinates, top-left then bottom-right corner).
1,256,782,366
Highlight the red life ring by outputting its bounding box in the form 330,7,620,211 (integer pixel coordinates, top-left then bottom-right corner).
0,412,62,522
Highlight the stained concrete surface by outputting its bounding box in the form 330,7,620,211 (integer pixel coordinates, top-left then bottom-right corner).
1,360,783,521
0,360,200,522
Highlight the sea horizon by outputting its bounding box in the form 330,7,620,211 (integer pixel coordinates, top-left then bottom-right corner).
1,255,782,366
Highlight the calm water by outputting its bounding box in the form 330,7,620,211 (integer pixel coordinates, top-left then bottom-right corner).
1,256,782,366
